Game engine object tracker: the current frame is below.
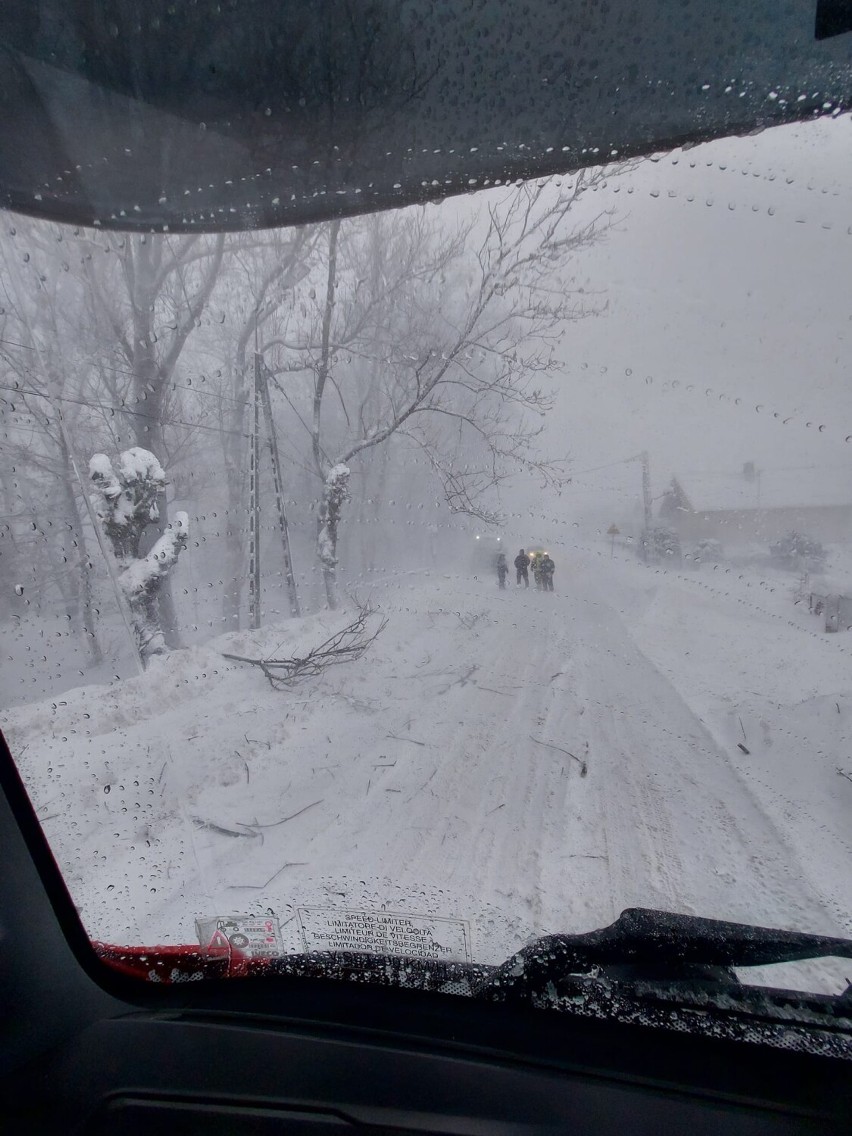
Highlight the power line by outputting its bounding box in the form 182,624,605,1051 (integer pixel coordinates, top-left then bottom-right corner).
0,336,41,353
683,463,852,476
571,454,642,478
0,382,252,441
0,333,256,410
0,336,319,450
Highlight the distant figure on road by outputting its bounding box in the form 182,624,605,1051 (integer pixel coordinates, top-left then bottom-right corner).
540,553,555,591
514,549,530,587
496,551,509,589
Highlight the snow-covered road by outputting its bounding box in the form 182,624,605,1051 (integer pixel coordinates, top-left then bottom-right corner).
3,546,850,988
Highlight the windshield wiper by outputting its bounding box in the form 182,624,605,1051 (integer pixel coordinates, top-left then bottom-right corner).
102,908,852,1018
472,908,852,1000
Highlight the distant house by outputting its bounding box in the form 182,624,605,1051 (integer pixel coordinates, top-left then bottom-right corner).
659,463,852,544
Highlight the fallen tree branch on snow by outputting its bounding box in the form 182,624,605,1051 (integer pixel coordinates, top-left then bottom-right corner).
190,816,262,839
234,800,323,830
530,735,588,777
222,604,387,689
227,862,309,890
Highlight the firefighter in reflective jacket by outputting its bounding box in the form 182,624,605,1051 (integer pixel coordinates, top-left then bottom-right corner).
514,549,530,587
539,553,555,591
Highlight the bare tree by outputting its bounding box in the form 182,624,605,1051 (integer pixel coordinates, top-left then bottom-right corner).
0,226,106,661
78,231,226,645
1,217,316,647
271,175,608,606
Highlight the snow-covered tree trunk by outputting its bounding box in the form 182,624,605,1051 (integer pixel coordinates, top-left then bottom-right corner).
119,514,189,658
89,447,189,664
126,241,183,651
317,463,350,610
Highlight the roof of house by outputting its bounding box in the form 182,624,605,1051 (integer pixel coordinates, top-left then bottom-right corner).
670,467,852,513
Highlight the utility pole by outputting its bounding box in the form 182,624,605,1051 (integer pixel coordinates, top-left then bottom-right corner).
248,353,262,630
572,450,653,535
640,450,652,530
247,352,302,629
256,354,300,617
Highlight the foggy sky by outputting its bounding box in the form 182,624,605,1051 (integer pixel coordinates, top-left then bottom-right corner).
495,115,852,527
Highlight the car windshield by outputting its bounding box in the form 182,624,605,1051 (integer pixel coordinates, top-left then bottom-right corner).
1,115,851,1015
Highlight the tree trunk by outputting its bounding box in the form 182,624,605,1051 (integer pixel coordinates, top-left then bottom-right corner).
121,513,190,661
317,464,350,609
130,406,183,648
220,363,250,630
151,500,183,649
129,239,181,648
58,471,103,665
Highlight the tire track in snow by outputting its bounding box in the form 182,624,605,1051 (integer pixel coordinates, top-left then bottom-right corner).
316,577,608,945
567,566,848,940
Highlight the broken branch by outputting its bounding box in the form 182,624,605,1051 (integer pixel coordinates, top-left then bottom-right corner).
235,800,323,830
529,735,588,776
191,816,261,839
227,863,309,890
223,604,387,689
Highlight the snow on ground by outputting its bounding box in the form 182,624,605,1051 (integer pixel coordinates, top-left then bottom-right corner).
2,550,851,992
620,569,852,928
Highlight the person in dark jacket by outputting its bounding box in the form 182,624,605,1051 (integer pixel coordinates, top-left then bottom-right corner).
514,549,530,587
539,553,555,591
496,551,509,589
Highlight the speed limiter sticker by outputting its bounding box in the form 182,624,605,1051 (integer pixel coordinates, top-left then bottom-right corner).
296,907,472,961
